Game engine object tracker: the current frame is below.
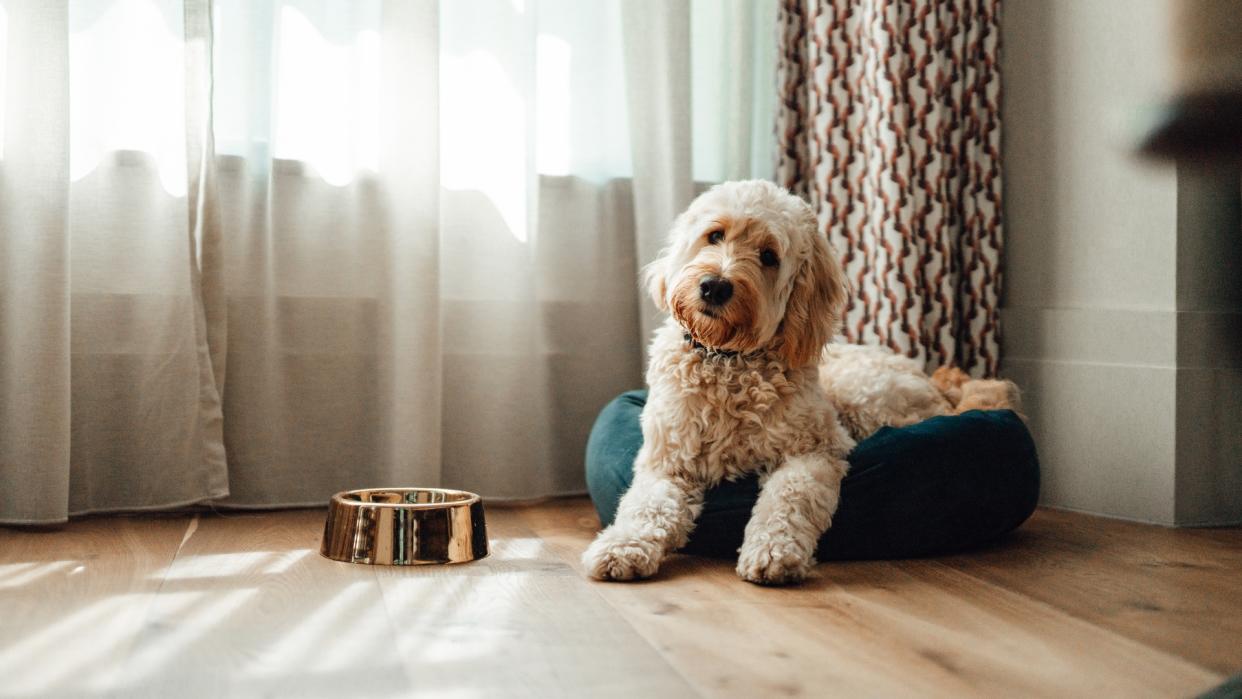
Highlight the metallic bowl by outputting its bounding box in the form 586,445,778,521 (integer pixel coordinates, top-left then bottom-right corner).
320,488,488,565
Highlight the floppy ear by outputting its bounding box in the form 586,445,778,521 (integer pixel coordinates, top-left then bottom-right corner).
642,255,669,311
642,211,692,312
777,231,849,368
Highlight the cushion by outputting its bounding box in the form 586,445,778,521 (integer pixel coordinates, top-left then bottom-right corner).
585,390,1039,560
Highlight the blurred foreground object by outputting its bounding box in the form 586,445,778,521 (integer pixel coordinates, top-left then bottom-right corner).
1140,0,1242,159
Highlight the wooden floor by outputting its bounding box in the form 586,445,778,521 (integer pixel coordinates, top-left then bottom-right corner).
1,499,1239,698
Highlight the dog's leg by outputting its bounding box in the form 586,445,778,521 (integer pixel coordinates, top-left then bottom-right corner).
736,452,847,585
956,378,1023,416
581,465,704,581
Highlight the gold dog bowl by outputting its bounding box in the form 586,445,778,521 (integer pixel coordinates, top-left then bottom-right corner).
320,488,488,565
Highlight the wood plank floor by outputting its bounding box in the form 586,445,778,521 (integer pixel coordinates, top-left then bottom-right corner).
0,499,1237,698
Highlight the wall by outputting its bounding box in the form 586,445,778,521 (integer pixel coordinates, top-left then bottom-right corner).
1001,0,1242,525
1174,167,1242,525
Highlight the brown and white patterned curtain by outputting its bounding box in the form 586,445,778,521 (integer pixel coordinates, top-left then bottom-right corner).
775,0,1003,376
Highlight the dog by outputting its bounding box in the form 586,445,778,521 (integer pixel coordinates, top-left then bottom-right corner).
581,180,1019,585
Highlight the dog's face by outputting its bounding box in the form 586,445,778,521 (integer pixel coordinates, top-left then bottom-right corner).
645,180,847,367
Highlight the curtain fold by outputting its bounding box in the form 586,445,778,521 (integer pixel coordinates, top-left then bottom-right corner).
620,1,694,343
0,1,73,522
0,0,776,523
206,0,445,507
775,0,1003,376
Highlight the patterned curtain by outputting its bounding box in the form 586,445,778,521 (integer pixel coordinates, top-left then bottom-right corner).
775,0,1003,376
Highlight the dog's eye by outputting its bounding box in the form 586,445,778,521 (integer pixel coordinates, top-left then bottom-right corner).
760,248,780,267
707,230,724,245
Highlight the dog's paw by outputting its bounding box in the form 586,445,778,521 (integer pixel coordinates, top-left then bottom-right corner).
736,536,814,586
957,378,1023,415
581,530,661,582
930,365,970,405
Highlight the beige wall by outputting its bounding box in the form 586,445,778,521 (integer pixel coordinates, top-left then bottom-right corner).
1001,0,1242,525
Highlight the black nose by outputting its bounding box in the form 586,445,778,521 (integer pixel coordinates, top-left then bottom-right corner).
699,276,734,305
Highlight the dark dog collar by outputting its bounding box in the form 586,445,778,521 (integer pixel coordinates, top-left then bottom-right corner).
683,333,741,358
683,332,771,362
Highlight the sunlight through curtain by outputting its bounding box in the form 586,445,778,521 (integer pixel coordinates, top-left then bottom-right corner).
0,0,775,522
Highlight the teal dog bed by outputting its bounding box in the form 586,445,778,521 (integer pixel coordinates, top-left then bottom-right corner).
586,390,1039,560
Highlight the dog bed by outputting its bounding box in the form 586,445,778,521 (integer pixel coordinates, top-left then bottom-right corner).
586,390,1039,560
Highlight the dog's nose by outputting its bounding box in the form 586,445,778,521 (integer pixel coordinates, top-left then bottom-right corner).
699,276,734,305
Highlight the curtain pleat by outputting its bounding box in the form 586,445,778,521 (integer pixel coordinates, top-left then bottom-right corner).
183,0,231,504
0,0,233,523
775,0,1003,376
210,0,446,507
620,0,695,344
0,1,73,522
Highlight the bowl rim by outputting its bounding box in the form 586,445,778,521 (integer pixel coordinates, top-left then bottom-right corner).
329,487,482,510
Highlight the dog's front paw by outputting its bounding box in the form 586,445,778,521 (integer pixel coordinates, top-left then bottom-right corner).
581,529,662,582
736,535,815,586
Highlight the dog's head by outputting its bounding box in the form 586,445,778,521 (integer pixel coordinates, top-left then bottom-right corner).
644,180,848,367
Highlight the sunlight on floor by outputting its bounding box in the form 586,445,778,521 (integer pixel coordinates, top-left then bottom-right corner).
156,549,309,580
121,588,259,682
491,535,545,560
0,593,137,694
1,507,1235,697
0,561,73,589
278,582,393,675
374,534,554,669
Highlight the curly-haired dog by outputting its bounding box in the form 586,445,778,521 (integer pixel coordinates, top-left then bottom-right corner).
581,180,1018,585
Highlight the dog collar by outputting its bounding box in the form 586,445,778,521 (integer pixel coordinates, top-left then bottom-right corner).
684,333,741,358
682,332,772,361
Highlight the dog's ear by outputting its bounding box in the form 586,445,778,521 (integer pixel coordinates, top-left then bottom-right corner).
642,254,669,311
777,230,848,368
643,211,690,311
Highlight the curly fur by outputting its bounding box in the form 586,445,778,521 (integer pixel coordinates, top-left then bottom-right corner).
582,180,1020,586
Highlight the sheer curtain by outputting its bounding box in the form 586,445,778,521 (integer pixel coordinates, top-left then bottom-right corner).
0,0,775,523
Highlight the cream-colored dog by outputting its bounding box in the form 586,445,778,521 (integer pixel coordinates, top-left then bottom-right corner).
581,180,1018,585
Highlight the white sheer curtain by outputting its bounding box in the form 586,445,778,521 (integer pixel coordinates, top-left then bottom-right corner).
0,0,774,523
